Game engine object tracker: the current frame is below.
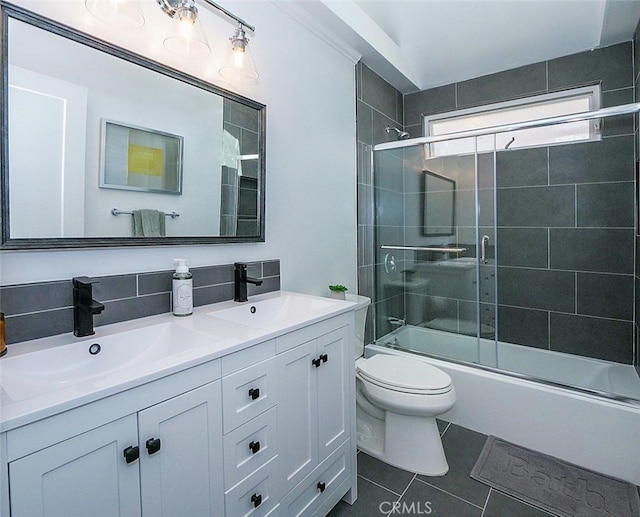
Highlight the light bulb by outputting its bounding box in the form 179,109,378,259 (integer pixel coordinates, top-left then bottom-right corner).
177,17,194,41
163,4,210,59
233,48,245,68
219,26,259,84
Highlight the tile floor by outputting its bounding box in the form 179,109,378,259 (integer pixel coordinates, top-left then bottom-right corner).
328,420,638,517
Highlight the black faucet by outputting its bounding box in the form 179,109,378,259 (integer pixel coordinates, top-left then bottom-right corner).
234,263,263,302
73,277,105,337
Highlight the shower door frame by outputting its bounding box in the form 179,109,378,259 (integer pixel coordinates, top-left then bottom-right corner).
370,102,640,394
372,132,494,366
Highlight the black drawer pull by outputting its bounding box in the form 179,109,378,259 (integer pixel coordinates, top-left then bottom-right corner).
320,353,328,363
251,493,262,508
317,481,326,493
248,387,260,400
312,357,321,368
249,440,261,454
123,445,139,464
146,437,161,455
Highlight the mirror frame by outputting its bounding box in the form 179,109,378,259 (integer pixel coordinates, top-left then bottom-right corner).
422,170,455,237
0,2,266,250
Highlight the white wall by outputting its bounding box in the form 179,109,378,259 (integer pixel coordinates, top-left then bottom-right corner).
0,0,359,298
9,66,88,238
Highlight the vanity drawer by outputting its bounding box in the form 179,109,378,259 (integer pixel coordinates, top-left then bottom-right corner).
280,440,350,517
224,456,280,517
222,357,276,433
224,407,278,489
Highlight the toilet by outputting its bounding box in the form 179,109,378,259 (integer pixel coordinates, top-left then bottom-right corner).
348,294,456,476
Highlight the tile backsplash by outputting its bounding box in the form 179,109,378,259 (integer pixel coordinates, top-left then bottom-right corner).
0,259,280,345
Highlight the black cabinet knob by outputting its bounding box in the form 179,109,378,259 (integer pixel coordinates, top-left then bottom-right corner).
123,445,139,464
251,493,262,508
146,437,161,455
248,387,260,400
317,481,326,493
313,354,328,367
249,440,261,454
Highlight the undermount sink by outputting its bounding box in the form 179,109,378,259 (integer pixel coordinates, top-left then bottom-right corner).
207,293,340,329
0,322,216,402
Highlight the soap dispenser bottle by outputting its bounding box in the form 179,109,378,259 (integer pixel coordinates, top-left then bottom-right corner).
172,259,193,316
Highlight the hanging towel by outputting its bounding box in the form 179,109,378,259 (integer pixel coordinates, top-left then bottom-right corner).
132,209,166,237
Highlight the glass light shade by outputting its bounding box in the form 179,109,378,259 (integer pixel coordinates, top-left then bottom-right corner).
219,39,259,84
163,7,211,59
85,0,145,29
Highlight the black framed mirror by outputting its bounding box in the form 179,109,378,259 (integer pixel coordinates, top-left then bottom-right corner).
1,2,265,249
422,170,455,237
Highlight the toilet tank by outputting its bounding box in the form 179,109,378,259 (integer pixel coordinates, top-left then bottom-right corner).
345,294,370,358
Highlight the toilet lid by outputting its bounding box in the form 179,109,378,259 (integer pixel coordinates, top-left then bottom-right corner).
357,354,452,392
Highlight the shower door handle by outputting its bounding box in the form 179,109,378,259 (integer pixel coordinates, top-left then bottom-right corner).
480,235,490,264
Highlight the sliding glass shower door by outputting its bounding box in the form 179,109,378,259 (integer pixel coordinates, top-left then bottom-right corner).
372,136,498,365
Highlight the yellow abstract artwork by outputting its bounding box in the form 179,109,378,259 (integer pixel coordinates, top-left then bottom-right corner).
128,144,163,176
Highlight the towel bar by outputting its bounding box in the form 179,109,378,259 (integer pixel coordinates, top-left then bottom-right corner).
380,245,467,253
111,208,180,219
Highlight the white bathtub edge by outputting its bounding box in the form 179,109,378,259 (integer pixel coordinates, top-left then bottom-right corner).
366,345,640,486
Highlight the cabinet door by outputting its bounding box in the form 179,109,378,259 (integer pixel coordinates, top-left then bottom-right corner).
9,415,140,517
277,339,318,493
138,381,223,517
316,326,350,462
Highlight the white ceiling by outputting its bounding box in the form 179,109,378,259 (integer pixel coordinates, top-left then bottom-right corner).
283,0,640,93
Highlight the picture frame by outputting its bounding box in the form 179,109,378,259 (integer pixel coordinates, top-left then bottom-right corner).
99,119,183,195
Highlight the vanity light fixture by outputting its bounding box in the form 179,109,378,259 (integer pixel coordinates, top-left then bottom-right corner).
158,0,211,59
156,0,258,81
85,0,145,29
219,24,259,84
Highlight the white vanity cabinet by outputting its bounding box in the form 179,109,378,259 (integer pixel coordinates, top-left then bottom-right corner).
137,381,223,516
276,314,353,516
5,362,224,517
9,415,142,516
221,342,281,516
1,300,356,517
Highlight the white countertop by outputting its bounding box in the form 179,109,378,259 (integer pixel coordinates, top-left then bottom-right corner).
0,291,356,432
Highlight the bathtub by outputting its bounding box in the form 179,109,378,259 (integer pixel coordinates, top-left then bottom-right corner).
367,325,640,485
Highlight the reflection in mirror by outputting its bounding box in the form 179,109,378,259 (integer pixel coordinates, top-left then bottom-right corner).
422,171,455,237
1,4,265,249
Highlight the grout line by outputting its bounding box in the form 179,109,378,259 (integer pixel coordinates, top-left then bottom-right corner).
4,305,73,318
357,474,404,498
394,473,418,511
413,477,485,510
480,488,493,516
439,420,452,437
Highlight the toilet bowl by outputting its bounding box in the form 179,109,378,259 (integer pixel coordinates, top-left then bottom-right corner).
347,294,456,476
356,355,456,475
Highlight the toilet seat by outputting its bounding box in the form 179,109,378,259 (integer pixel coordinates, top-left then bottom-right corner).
357,355,452,395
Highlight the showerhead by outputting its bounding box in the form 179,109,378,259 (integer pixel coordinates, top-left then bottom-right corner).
385,126,410,140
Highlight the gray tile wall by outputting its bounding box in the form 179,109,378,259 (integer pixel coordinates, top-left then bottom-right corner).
356,62,405,344
0,259,280,345
220,99,261,236
496,141,635,363
397,41,637,364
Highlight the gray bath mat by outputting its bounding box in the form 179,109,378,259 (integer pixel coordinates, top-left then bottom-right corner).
471,436,640,517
